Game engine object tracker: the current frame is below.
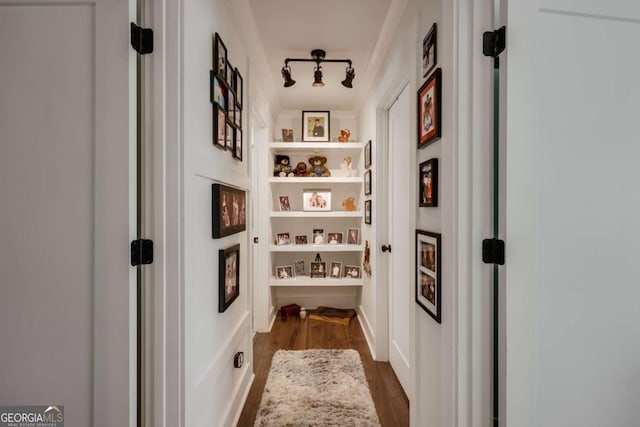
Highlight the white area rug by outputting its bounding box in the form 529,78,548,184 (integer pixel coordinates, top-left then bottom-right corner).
255,349,381,426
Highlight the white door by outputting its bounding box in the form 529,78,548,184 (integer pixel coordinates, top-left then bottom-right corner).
387,85,412,395
501,1,640,425
0,1,135,425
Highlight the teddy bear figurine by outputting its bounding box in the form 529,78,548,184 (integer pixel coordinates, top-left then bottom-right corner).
307,156,331,177
338,129,351,142
342,196,356,212
294,161,308,177
274,155,294,177
338,156,353,177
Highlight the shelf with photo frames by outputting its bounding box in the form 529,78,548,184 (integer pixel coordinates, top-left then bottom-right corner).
269,277,364,287
270,211,362,218
270,244,364,253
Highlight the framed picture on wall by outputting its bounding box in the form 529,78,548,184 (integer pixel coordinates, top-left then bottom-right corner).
364,139,372,168
417,68,442,148
227,90,236,126
364,169,372,196
302,110,330,142
226,122,233,151
226,60,235,89
423,23,437,77
234,127,243,161
415,230,441,322
213,103,226,149
210,71,227,109
218,244,239,312
213,33,227,81
419,158,438,207
364,199,372,225
212,183,246,238
235,68,243,109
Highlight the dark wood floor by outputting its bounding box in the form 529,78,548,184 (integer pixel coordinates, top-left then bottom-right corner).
237,313,409,426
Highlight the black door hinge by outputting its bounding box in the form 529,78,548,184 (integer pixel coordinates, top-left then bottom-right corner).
130,22,153,55
483,26,506,58
131,239,154,266
482,238,505,265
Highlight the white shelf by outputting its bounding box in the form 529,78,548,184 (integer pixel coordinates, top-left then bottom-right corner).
269,276,364,287
270,142,364,153
270,177,363,184
270,244,364,253
270,211,363,218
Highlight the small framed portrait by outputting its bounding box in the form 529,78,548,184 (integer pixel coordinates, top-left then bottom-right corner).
213,33,227,81
364,200,372,225
303,189,331,212
212,183,246,238
225,122,233,151
417,68,442,148
364,139,372,168
234,127,243,161
295,235,308,245
218,244,239,313
278,195,291,211
310,261,327,278
416,229,441,322
302,110,330,142
312,228,324,245
226,60,235,89
329,261,343,278
275,232,291,245
227,90,236,126
282,129,294,142
344,265,361,279
327,232,343,244
293,260,306,276
423,23,437,77
419,158,438,207
210,71,227,109
213,103,226,149
275,265,293,280
346,228,360,245
364,169,372,196
234,68,243,109
235,104,242,129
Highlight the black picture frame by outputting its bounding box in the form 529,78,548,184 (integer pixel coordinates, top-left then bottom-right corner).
415,230,441,323
226,122,233,151
212,183,247,238
226,60,235,89
302,110,330,142
423,23,437,77
219,244,240,312
227,90,236,126
235,68,243,109
213,33,227,81
364,200,372,225
234,127,243,161
364,139,372,168
417,68,442,148
419,158,438,207
213,103,226,149
210,71,227,109
364,169,372,196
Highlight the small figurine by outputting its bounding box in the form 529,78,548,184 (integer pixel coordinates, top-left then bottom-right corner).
307,156,331,177
338,156,353,177
274,155,294,177
342,196,356,212
294,161,308,177
338,129,351,142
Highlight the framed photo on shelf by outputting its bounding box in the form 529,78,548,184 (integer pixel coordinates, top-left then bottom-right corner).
419,158,438,207
302,110,330,142
303,189,331,211
364,200,372,225
275,265,293,280
310,261,327,278
278,195,291,211
344,265,361,279
282,129,294,142
329,261,343,278
346,228,360,245
327,232,343,244
312,228,324,244
210,71,227,109
364,169,372,196
234,127,242,161
295,235,308,245
211,183,246,238
423,23,437,77
416,229,441,322
213,103,226,149
417,68,442,148
364,139,372,168
275,232,291,245
218,244,239,312
293,260,306,276
213,33,227,81
235,68,243,109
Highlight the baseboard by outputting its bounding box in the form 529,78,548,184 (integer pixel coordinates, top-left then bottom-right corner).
358,305,377,360
268,305,276,331
228,368,255,427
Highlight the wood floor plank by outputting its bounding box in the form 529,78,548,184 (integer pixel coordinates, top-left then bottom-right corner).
237,312,409,427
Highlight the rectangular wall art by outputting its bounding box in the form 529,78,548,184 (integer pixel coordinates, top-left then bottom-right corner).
212,183,247,238
219,244,240,312
415,230,441,322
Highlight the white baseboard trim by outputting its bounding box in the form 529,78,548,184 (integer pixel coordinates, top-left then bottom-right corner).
358,305,377,360
228,369,255,427
268,305,276,331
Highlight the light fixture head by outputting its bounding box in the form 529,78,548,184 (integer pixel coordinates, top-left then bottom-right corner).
341,66,355,88
282,50,353,88
281,65,296,87
312,66,324,87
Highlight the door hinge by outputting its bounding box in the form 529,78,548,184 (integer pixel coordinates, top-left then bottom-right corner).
482,238,505,265
131,239,154,266
130,22,154,55
482,26,506,58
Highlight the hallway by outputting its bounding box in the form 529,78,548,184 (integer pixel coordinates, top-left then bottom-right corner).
238,315,409,426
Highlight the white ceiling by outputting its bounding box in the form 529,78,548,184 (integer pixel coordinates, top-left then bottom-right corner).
248,0,393,111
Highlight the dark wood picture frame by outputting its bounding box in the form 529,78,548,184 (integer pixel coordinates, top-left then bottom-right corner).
235,68,243,109
364,199,372,225
364,169,372,196
364,139,372,168
213,103,227,149
302,110,330,142
226,60,235,90
234,127,243,161
419,158,438,207
213,33,227,82
417,68,442,148
212,183,246,238
219,244,240,312
227,90,236,126
415,230,441,323
210,71,227,109
423,23,437,77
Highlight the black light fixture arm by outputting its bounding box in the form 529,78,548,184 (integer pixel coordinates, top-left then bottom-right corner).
281,49,355,88
284,58,352,67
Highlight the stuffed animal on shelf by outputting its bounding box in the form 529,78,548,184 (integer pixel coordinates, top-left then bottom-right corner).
342,196,356,212
307,156,331,177
338,129,351,142
274,155,294,177
338,156,353,177
294,162,308,177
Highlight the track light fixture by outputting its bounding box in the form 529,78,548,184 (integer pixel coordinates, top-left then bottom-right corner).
281,49,355,88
